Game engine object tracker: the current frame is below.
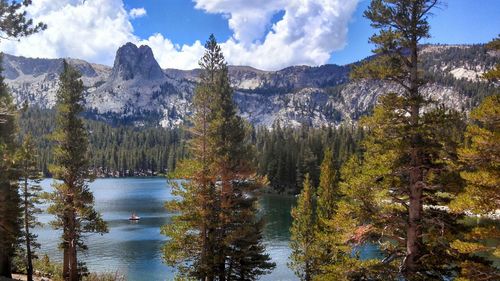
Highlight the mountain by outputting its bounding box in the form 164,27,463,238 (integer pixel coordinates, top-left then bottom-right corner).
3,43,497,128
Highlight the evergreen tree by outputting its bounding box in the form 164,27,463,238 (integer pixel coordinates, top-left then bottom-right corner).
349,0,459,278
329,92,470,280
316,149,338,223
312,149,346,277
0,55,21,278
0,0,45,39
450,94,500,280
206,36,274,280
15,134,42,281
47,61,107,281
164,35,274,280
163,34,221,280
289,174,317,281
0,1,44,276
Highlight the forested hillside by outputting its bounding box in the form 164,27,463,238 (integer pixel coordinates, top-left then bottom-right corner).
18,107,187,177
19,106,363,193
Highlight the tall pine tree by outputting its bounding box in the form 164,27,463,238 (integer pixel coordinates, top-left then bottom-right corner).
0,54,21,278
328,2,493,279
47,61,107,281
15,134,43,281
0,0,45,277
349,0,460,278
163,35,274,281
312,149,348,278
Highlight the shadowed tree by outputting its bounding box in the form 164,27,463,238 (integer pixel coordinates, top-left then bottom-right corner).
0,1,45,277
0,55,21,278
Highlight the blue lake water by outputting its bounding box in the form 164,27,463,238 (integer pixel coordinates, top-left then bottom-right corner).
35,178,301,281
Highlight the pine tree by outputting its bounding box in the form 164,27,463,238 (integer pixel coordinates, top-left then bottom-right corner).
0,1,46,39
349,0,456,277
164,35,274,281
289,174,317,281
205,35,274,280
15,134,42,281
0,1,44,277
312,149,346,277
163,35,221,280
316,149,338,224
329,92,469,280
47,61,107,281
449,94,500,280
0,54,21,278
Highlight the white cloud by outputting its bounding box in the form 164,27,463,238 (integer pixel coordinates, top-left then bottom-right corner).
0,0,135,66
129,7,147,19
138,33,205,70
0,0,360,70
195,0,359,70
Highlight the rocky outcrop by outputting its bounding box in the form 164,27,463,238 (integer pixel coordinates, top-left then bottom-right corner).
2,43,496,128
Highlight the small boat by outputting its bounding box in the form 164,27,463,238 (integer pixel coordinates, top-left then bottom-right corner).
129,213,141,220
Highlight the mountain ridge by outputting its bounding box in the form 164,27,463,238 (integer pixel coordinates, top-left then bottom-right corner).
2,42,497,127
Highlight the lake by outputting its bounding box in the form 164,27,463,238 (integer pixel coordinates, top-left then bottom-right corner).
35,178,299,281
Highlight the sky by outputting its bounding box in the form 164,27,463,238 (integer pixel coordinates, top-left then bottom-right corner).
0,0,498,70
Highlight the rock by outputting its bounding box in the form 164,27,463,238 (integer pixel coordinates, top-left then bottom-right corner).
2,43,496,128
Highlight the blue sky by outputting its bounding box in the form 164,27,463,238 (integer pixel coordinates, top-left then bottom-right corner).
332,0,500,64
125,0,500,66
1,0,498,70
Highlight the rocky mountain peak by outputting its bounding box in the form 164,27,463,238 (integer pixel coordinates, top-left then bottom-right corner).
111,42,164,81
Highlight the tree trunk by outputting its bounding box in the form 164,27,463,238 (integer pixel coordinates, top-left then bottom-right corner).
63,245,69,280
305,260,311,281
0,254,12,278
24,178,33,281
406,164,423,273
404,30,424,274
69,241,78,281
63,208,70,280
68,211,78,281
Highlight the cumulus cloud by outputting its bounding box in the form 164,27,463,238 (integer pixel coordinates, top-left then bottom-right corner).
129,7,147,19
195,0,359,70
0,0,360,70
0,0,135,66
138,33,205,70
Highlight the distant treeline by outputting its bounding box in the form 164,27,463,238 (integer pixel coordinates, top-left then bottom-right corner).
254,123,364,193
19,107,363,192
19,107,187,177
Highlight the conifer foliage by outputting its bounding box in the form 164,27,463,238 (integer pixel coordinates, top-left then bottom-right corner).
450,94,500,280
0,0,44,277
289,174,317,281
163,35,274,281
342,0,473,279
47,61,107,281
15,134,43,281
0,54,21,278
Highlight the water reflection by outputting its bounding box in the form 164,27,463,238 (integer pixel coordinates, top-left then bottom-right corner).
35,178,299,281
